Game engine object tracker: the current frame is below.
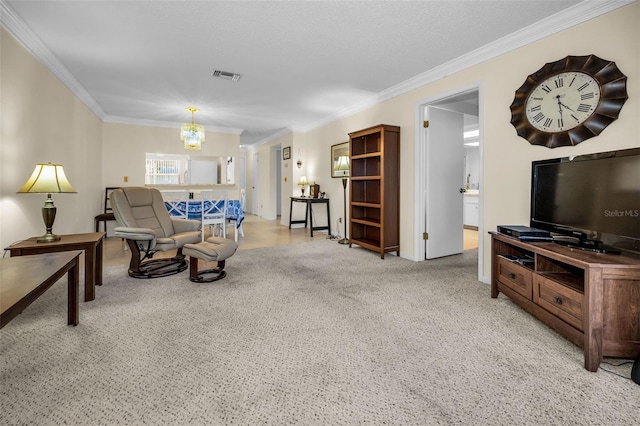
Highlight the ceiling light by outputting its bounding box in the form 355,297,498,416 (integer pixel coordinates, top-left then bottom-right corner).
180,107,204,151
212,70,241,82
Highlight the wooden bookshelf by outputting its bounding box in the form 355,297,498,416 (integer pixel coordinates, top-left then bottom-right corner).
348,124,400,258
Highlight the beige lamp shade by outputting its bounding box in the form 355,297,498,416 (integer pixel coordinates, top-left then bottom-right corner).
18,163,77,194
335,155,350,172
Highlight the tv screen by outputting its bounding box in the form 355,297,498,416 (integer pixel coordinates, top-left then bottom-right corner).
530,148,640,254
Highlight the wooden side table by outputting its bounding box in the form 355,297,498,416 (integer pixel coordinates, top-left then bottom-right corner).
1,251,82,328
6,232,105,302
289,197,331,237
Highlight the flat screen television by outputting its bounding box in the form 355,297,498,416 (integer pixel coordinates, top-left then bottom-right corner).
530,147,640,255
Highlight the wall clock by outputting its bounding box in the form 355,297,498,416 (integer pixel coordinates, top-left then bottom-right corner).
510,55,628,148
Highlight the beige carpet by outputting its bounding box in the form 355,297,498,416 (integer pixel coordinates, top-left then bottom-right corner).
1,240,638,425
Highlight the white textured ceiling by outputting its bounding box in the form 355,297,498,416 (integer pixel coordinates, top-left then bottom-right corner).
3,0,613,146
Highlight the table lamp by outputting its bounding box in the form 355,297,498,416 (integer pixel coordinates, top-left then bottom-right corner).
335,155,350,244
298,175,309,197
18,163,77,242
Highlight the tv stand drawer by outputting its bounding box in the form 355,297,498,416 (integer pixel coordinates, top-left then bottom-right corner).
497,258,532,299
533,274,583,331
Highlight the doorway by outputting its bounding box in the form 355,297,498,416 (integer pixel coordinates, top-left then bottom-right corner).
252,153,259,215
275,147,282,217
414,85,483,280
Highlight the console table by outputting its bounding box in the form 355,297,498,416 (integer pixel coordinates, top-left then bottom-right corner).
289,197,331,237
6,232,105,302
491,232,640,372
1,251,81,328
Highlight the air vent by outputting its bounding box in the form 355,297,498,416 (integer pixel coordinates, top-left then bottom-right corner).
212,70,241,81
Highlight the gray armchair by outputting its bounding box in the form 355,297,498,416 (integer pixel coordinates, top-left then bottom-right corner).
111,187,202,278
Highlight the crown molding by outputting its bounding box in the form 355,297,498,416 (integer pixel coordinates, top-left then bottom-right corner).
299,0,634,133
245,128,293,149
0,0,245,135
2,0,633,138
0,0,107,120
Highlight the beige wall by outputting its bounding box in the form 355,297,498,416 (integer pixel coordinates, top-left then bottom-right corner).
1,28,103,246
285,3,640,278
0,26,242,247
2,4,639,280
102,122,241,195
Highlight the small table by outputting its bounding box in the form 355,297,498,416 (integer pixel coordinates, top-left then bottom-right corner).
289,197,331,237
1,251,82,328
6,232,105,302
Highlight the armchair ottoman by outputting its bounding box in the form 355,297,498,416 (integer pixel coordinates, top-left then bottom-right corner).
183,237,237,282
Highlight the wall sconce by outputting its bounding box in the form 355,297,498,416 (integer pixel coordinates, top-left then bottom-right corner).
296,159,302,168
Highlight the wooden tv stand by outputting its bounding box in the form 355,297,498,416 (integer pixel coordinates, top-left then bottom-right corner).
491,232,640,372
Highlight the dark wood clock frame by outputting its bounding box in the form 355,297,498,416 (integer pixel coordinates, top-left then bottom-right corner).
510,55,628,148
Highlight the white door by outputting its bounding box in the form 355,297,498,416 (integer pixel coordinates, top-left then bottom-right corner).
425,106,465,259
252,153,259,215
238,157,246,193
275,152,282,216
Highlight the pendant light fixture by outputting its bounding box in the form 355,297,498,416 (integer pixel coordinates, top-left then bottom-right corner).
181,107,204,150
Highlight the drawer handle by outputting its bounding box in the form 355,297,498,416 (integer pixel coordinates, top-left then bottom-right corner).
554,296,563,305
508,273,516,279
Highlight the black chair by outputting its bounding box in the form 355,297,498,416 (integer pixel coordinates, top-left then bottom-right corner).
94,187,118,234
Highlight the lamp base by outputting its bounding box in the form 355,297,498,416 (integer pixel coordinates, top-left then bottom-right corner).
339,177,349,245
37,232,61,243
39,198,60,243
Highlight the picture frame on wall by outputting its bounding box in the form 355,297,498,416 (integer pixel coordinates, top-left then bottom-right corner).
283,146,291,160
331,141,350,178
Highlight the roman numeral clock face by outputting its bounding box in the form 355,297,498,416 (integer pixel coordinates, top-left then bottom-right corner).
525,72,600,133
510,55,628,148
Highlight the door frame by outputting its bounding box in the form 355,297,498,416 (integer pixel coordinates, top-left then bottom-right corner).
275,145,282,217
252,152,259,216
413,82,485,282
424,105,465,259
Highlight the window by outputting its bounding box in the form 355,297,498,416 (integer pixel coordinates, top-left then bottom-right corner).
145,158,181,185
144,153,235,185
